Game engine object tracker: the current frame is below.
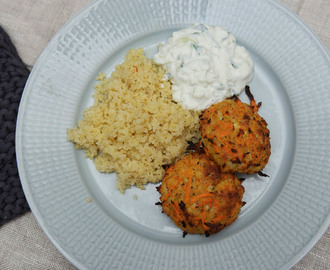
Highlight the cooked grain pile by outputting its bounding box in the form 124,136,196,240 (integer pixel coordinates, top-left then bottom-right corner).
67,48,200,192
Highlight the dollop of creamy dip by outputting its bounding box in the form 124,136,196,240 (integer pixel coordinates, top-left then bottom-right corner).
154,24,254,110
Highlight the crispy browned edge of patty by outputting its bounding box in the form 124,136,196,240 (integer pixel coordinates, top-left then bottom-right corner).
157,152,245,237
199,94,271,174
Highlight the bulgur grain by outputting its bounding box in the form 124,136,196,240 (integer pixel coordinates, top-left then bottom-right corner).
67,48,200,192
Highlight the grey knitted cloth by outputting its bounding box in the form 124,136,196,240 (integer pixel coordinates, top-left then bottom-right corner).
0,26,30,226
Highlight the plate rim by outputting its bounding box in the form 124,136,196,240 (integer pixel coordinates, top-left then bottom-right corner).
16,0,330,269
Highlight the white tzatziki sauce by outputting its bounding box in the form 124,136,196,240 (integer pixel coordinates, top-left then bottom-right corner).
153,24,254,111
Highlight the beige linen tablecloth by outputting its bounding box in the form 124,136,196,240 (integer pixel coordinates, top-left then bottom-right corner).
0,0,329,269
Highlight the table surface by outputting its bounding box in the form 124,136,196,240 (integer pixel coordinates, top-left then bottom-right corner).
0,0,329,269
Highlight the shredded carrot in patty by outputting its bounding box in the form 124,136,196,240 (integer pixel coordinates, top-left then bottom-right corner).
198,197,214,207
234,98,242,107
201,212,209,230
250,100,258,112
162,175,180,201
212,215,225,222
190,193,213,204
172,201,181,221
231,202,242,216
184,168,193,203
214,121,234,137
205,104,218,116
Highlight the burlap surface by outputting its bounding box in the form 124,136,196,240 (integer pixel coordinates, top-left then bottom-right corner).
0,0,329,269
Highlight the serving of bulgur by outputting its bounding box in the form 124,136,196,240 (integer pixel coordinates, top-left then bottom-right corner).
67,48,200,192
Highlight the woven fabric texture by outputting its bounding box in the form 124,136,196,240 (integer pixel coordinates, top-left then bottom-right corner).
0,26,30,226
0,0,329,269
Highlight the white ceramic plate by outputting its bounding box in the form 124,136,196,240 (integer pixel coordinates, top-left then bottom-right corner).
16,0,330,269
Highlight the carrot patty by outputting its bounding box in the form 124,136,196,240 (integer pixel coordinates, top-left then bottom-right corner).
200,92,271,174
157,152,245,237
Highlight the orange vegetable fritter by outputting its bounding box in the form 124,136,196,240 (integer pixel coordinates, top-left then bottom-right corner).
200,91,271,174
157,152,245,237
